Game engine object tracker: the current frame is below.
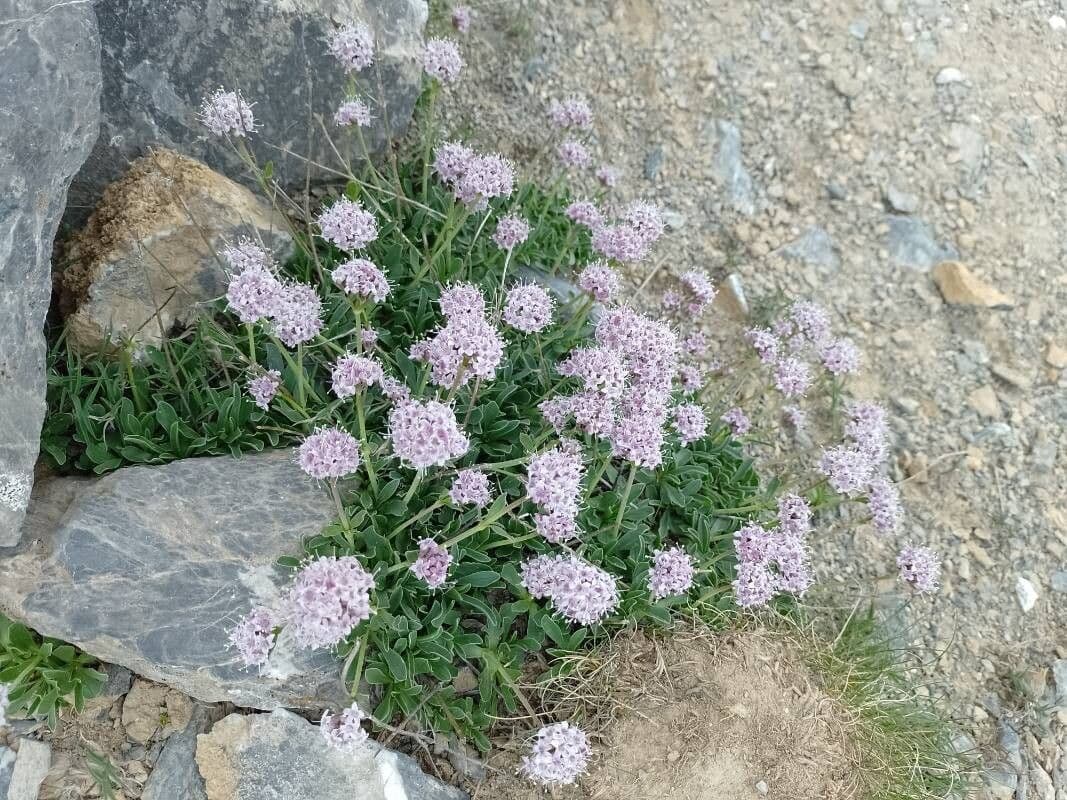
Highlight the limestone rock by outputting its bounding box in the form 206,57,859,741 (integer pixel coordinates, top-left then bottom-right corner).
143,704,215,800
0,0,101,543
712,273,750,319
68,0,428,228
0,451,346,710
1044,342,1067,369
886,216,958,271
195,709,467,800
932,261,1014,308
710,120,756,216
122,679,195,744
967,386,1001,419
7,739,51,800
61,149,291,353
776,226,839,270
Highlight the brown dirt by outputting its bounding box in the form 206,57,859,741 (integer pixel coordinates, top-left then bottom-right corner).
472,629,858,799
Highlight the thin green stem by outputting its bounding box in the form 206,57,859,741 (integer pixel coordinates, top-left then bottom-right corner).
329,479,355,549
402,470,424,506
246,323,256,363
610,463,638,540
390,496,446,539
355,392,379,493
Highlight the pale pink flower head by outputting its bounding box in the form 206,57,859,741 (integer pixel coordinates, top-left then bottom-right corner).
897,544,941,594
577,261,619,302
557,139,592,169
389,400,469,468
226,266,282,324
449,468,493,507
503,283,554,334
680,269,716,316
454,152,515,206
648,546,694,600
422,37,464,83
318,197,378,251
683,332,707,357
678,364,703,394
433,141,474,184
820,337,861,376
200,88,255,137
673,403,707,445
521,554,619,625
624,201,665,245
539,396,572,433
285,556,375,649
451,5,473,33
229,606,277,668
790,300,832,347
334,98,372,127
526,446,584,517
298,427,361,480
331,354,384,398
565,200,604,230
845,401,890,463
558,346,627,398
568,390,617,437
422,313,505,387
592,224,647,262
332,258,390,303
611,413,665,468
662,290,681,311
380,376,411,404
818,445,875,496
361,329,378,347
438,282,486,319
271,282,323,347
720,406,750,436
772,536,814,595
867,477,902,536
328,22,374,72
777,494,812,538
321,702,368,752
548,96,593,130
520,722,591,787
744,327,780,364
535,511,579,544
733,561,776,608
733,523,775,565
247,370,282,411
596,165,619,187
774,357,812,398
222,239,272,273
492,214,530,250
411,538,452,588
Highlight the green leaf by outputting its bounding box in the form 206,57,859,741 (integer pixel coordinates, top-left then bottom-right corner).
382,649,408,682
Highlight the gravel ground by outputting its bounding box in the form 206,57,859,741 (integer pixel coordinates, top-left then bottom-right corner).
440,1,1067,795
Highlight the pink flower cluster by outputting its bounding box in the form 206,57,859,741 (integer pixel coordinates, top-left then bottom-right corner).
411,538,452,588
334,98,371,127
732,495,815,608
223,239,273,273
577,261,619,303
413,283,504,388
321,702,369,752
449,468,493,507
388,399,469,468
673,403,708,445
331,354,384,398
565,200,604,230
557,139,591,169
247,370,281,411
520,721,591,787
679,269,717,317
200,88,255,137
432,142,515,207
648,546,695,600
332,258,390,303
451,5,472,33
521,554,619,625
503,283,554,334
492,214,530,250
818,402,891,497
284,556,375,649
896,544,941,593
526,446,584,519
422,38,464,83
229,606,277,667
317,197,379,251
297,427,361,480
720,406,750,436
225,259,323,347
548,97,593,130
328,22,374,73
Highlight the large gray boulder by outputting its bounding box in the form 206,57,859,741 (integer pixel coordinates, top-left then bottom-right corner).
67,0,428,228
0,450,348,711
196,709,468,800
0,0,101,543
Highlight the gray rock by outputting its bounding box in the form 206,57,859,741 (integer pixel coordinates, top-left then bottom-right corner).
61,149,291,353
0,747,14,797
825,181,848,200
886,216,958,270
1051,571,1067,594
0,0,101,544
644,144,665,180
936,67,966,85
0,451,346,710
984,764,1018,800
885,184,920,214
710,120,756,215
947,123,985,174
143,704,214,800
7,739,50,800
848,19,870,39
67,0,428,228
776,226,839,270
195,709,467,799
1053,660,1067,705
998,722,1022,770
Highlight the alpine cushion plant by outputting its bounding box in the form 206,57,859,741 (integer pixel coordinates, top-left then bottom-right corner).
40,16,943,782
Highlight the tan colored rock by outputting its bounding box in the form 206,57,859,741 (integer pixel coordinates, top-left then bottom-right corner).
61,148,290,353
931,261,1013,308
1045,342,1067,369
967,385,1001,419
121,679,194,744
712,272,749,319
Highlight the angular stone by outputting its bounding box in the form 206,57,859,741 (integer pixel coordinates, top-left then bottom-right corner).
710,120,756,216
0,0,101,543
122,679,195,744
143,704,214,800
8,739,50,800
932,261,1014,308
712,273,750,319
1044,342,1067,369
61,149,291,353
68,0,428,229
967,386,1001,419
776,226,839,270
0,747,14,797
0,451,346,710
196,709,467,800
886,216,958,271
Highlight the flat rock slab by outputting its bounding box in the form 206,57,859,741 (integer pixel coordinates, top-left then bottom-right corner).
196,709,467,800
0,0,102,543
885,215,958,271
0,451,346,710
